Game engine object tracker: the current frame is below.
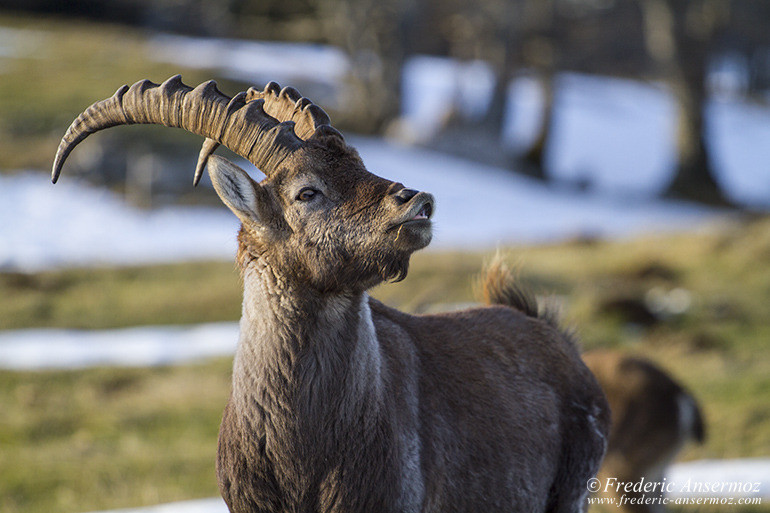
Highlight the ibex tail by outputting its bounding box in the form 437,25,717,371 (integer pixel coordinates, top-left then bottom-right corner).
480,256,576,344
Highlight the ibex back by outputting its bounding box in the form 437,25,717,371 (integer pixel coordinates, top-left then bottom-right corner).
52,75,610,513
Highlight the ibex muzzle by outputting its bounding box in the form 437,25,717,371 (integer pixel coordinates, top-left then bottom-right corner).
53,76,608,513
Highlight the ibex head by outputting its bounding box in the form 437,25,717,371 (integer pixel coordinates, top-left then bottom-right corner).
52,76,434,292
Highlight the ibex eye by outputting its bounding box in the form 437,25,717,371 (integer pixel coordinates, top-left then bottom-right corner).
296,188,318,202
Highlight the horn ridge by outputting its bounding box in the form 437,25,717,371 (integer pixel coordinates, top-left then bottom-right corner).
279,86,302,104
193,80,343,184
157,74,188,126
52,75,305,183
252,81,341,142
263,82,281,97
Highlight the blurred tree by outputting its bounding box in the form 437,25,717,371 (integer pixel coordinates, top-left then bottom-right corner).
725,1,770,100
477,0,519,134
640,0,730,205
144,0,236,36
427,0,650,181
228,0,326,41
424,0,529,172
523,0,649,183
316,0,417,133
518,0,559,180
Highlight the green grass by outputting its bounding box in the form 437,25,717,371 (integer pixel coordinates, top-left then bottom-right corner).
0,361,231,513
0,12,251,172
1,217,769,512
0,262,241,330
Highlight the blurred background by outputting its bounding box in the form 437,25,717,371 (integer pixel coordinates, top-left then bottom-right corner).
0,1,768,512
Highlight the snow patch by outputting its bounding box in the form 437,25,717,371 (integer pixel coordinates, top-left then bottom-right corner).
0,140,720,273
353,136,719,249
0,173,238,272
0,323,238,370
398,58,770,206
0,26,48,60
83,498,227,513
667,459,770,498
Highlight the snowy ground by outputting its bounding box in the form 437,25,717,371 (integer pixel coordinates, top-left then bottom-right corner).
0,173,239,272
84,498,228,513
667,459,770,499
84,499,227,513
397,57,770,208
0,138,720,272
0,322,238,370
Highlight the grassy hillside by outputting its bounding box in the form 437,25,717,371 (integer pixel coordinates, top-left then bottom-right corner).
1,217,769,513
0,12,247,173
0,262,242,331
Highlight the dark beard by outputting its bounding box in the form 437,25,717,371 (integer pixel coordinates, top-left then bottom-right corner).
378,255,410,283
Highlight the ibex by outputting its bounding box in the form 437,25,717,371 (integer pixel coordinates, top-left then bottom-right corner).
52,75,609,513
583,350,705,513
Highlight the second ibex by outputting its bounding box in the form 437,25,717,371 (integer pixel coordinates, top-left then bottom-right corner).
52,75,610,513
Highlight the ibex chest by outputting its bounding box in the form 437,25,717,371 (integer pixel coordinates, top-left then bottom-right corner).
218,398,410,513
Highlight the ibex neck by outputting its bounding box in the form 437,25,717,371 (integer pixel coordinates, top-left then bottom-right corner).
232,261,383,425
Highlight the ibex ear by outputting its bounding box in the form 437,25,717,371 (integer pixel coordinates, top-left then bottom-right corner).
207,155,271,227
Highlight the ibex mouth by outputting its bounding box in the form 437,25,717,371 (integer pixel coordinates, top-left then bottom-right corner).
403,194,434,224
412,202,433,221
391,193,435,232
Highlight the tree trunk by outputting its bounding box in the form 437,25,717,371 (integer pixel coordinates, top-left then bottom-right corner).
517,0,558,181
322,0,413,134
639,0,730,205
480,0,518,135
520,71,554,180
665,77,727,205
485,70,509,135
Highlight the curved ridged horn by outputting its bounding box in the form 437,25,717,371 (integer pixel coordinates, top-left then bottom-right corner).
193,81,344,186
52,75,303,184
253,82,341,141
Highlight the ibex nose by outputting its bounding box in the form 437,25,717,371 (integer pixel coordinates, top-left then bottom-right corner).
393,188,420,204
